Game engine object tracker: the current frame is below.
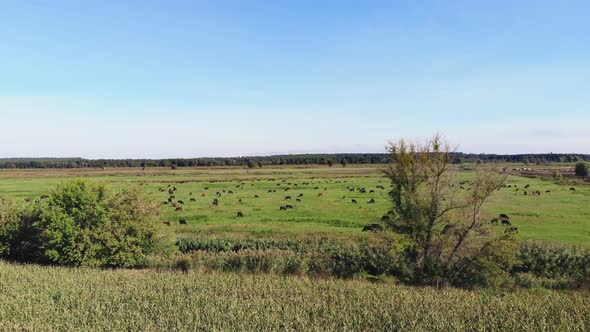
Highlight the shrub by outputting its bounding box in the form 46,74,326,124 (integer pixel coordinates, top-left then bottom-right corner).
0,180,165,268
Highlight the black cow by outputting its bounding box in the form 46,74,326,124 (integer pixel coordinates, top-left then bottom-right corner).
570,187,576,192
352,199,358,204
501,219,511,226
179,218,187,225
505,226,518,233
368,198,376,204
490,218,499,225
362,224,384,232
237,212,244,218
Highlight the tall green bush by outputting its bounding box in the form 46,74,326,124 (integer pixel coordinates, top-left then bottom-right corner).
0,180,165,267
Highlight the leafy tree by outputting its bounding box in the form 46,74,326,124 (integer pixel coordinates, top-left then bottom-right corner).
341,160,348,168
553,170,563,181
327,159,335,167
382,134,518,286
575,162,589,178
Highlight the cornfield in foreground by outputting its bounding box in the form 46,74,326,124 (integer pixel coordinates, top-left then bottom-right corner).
0,262,588,331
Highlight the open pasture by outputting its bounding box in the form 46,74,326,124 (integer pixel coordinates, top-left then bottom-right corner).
0,165,588,245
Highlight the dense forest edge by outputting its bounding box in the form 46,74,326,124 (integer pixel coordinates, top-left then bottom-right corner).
1,153,589,169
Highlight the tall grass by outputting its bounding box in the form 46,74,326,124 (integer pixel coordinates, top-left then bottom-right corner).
0,262,588,331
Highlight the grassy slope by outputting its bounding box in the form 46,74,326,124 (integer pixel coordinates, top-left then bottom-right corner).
0,262,588,331
0,166,588,245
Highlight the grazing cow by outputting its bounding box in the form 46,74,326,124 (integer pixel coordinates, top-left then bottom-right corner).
525,184,530,189
314,187,319,190
317,192,324,197
212,199,219,206
254,195,260,198
351,199,358,204
501,219,511,226
175,206,183,211
40,195,50,199
500,214,510,220
228,191,234,194
490,218,499,225
163,221,171,226
238,198,242,204
284,196,292,200
368,198,375,204
162,201,169,205
237,212,244,218
298,193,304,197
24,197,31,203
178,200,185,205
190,198,196,202
505,226,518,233
362,224,384,232
189,192,193,196
201,193,208,197
296,199,301,202
280,206,287,211
546,190,551,193
524,191,528,195
570,187,576,192
179,218,187,225
369,190,375,193
381,215,392,223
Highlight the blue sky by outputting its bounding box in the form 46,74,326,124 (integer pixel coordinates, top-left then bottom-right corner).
1,0,589,158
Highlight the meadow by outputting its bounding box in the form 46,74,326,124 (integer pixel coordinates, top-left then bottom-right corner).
0,164,588,245
0,261,588,331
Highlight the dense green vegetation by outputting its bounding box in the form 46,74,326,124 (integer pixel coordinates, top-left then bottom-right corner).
0,261,588,331
0,180,165,267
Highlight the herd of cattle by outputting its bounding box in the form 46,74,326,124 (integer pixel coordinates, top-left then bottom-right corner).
153,178,579,233
158,178,387,227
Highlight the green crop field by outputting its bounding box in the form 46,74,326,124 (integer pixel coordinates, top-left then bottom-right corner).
0,261,588,331
0,165,588,245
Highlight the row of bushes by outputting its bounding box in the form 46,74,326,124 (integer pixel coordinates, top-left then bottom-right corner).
175,236,590,288
177,235,409,279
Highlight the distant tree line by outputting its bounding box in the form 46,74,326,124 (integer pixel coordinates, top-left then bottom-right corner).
0,153,588,169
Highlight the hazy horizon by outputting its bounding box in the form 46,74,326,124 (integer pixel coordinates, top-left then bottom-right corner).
2,1,589,159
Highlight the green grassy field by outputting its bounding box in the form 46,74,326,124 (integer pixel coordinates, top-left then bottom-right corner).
0,261,587,331
0,165,588,245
